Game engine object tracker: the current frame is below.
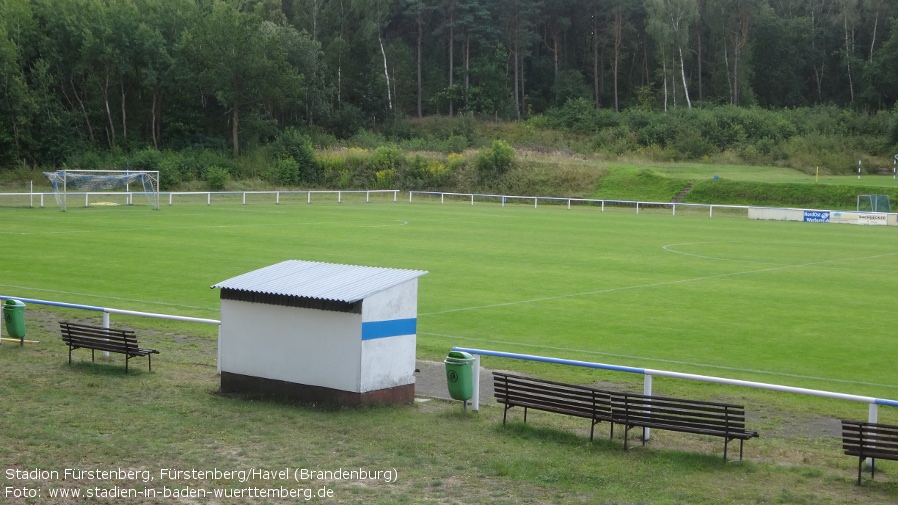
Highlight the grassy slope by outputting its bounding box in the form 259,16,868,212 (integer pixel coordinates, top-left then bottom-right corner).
585,162,898,209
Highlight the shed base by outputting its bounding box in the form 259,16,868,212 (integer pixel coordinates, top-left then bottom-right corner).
220,372,415,407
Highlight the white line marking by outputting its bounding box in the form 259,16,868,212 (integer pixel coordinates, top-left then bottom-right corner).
421,332,898,390
661,242,777,264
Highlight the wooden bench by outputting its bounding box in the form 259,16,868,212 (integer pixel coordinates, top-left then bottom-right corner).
612,391,758,461
841,420,898,485
60,321,159,373
493,372,615,441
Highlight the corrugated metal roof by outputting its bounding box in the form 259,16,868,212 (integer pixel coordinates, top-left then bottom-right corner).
211,260,427,303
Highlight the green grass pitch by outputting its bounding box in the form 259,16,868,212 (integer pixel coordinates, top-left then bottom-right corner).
4,195,898,401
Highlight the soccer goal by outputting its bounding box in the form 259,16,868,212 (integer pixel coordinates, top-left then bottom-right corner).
43,170,160,211
857,194,891,213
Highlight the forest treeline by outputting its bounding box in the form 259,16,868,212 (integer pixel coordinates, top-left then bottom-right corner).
2,0,898,169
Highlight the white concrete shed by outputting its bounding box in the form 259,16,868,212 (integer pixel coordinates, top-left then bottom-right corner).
212,260,427,406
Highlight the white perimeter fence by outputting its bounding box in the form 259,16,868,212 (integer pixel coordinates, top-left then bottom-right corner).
4,188,896,223
0,189,400,208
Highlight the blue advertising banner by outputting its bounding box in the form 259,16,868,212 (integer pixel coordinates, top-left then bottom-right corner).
803,211,830,222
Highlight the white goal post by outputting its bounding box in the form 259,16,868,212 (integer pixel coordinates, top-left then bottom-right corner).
43,170,160,211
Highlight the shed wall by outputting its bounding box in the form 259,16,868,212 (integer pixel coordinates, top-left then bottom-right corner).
219,299,362,392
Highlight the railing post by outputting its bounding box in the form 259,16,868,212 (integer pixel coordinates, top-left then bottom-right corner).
470,194,474,205
102,312,111,358
673,203,676,216
636,202,640,214
472,354,481,412
338,191,342,203
242,193,246,205
308,192,311,204
643,374,653,441
207,193,211,205
867,403,879,466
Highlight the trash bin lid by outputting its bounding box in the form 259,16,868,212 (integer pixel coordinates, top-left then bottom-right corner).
4,299,25,307
447,351,474,360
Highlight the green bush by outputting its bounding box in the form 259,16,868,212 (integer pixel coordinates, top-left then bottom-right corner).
271,128,318,184
205,165,230,190
475,140,516,181
398,154,451,190
274,157,300,187
890,104,898,147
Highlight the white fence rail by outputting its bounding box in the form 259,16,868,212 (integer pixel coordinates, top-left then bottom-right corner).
2,188,886,222
408,191,751,217
0,189,400,208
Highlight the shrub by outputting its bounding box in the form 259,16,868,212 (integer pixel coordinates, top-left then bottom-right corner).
398,155,450,190
271,128,318,184
274,156,300,186
890,104,898,147
157,156,182,189
205,165,230,190
371,145,404,173
475,140,516,180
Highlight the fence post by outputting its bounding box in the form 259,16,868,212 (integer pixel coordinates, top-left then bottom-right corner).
643,374,653,441
472,354,481,412
102,312,111,358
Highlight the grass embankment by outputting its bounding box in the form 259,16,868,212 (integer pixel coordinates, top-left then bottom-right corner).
588,163,898,209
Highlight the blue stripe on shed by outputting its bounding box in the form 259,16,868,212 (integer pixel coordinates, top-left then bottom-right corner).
362,318,417,340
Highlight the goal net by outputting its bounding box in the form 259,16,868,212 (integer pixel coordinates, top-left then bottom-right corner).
43,170,160,211
857,194,891,213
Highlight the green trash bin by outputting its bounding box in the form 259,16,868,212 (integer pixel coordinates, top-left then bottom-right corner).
3,299,26,344
444,351,475,402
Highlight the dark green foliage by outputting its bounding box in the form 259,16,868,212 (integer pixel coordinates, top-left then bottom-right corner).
890,105,898,148
204,165,229,190
270,128,318,186
475,140,516,181
398,154,451,190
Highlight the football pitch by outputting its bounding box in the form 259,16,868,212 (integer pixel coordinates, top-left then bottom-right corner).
5,195,898,401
